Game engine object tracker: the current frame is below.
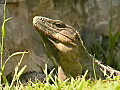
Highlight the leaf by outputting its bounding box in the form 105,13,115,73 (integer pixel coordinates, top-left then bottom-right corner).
2,17,12,37
17,65,27,79
2,75,9,87
2,51,28,73
0,71,2,76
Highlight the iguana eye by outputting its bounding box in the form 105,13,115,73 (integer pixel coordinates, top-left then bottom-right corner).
55,23,66,28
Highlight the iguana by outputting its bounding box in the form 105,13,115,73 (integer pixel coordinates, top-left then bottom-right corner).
33,16,120,81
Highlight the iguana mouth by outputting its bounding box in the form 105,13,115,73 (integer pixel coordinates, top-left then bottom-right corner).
33,16,77,46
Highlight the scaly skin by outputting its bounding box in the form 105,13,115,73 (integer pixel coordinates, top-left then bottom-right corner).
33,16,120,80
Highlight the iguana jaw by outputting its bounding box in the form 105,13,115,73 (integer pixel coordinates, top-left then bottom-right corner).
33,16,78,45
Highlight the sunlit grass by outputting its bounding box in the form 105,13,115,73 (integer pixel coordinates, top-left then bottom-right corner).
2,74,120,90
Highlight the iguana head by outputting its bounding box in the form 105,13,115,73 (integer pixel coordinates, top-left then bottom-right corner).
33,16,80,53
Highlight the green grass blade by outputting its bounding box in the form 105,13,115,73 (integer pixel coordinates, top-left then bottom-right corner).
2,75,9,87
3,0,6,21
17,65,27,79
2,18,12,37
2,51,28,72
10,51,28,89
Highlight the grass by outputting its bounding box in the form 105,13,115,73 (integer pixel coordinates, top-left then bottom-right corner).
0,0,120,90
0,1,28,89
1,63,120,90
2,73,120,90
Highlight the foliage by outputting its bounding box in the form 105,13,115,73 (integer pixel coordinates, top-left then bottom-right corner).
2,70,120,90
0,1,28,89
89,0,120,70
